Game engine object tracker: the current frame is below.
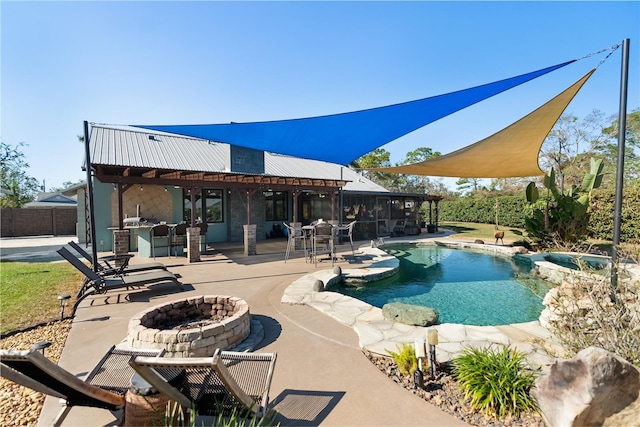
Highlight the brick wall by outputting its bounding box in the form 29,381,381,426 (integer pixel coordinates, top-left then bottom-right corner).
0,207,77,237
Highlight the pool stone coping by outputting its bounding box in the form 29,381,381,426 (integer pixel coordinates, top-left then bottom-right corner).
281,240,559,371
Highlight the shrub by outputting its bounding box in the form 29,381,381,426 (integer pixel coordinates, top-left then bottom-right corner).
438,195,526,228
588,186,640,243
452,345,538,418
386,343,418,376
542,249,640,366
163,401,279,426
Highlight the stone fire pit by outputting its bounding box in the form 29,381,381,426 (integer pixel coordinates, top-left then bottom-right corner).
127,295,251,357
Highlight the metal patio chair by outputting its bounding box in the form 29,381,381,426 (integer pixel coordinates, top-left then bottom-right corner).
283,222,306,262
338,220,357,258
130,349,277,419
311,222,335,267
0,345,164,426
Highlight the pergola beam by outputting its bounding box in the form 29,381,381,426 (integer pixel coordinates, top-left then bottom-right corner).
94,165,346,192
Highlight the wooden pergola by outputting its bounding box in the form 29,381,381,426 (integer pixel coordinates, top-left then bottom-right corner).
92,164,348,229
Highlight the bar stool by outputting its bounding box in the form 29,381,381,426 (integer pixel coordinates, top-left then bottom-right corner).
170,223,188,257
150,224,170,259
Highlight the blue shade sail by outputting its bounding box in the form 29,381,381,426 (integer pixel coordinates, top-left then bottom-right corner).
136,60,574,166
369,70,595,178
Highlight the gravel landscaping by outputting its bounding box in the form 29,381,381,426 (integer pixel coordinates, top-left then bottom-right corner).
365,351,546,427
0,320,72,426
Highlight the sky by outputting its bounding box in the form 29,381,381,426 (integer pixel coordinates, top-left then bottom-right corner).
2,1,639,191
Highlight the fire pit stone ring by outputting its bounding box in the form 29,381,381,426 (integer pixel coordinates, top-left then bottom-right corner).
127,295,251,357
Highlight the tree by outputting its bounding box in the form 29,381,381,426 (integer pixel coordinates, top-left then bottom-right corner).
597,109,640,185
488,177,530,195
455,177,482,195
396,147,442,193
539,114,580,192
350,148,406,191
353,146,456,195
536,109,640,192
0,141,41,208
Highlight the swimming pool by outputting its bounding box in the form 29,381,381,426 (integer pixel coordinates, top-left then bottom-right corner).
543,253,609,272
332,244,553,326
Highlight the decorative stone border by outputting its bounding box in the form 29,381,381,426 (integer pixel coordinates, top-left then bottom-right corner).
127,295,251,357
281,240,559,370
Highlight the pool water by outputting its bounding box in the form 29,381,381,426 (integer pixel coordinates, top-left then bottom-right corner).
543,253,609,273
332,244,553,326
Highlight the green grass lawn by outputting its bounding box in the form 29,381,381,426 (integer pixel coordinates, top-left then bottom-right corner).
0,261,82,335
439,221,526,244
439,222,639,257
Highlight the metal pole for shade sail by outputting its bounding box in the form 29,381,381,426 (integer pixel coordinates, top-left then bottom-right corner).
611,38,630,298
83,121,99,273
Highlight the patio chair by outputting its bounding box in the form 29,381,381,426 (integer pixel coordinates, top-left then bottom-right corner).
57,247,182,314
311,222,335,267
130,349,277,419
0,345,164,426
151,224,171,259
170,223,188,257
283,222,306,262
67,241,167,276
338,220,357,257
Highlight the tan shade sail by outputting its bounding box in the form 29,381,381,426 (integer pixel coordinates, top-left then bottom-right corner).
370,69,595,178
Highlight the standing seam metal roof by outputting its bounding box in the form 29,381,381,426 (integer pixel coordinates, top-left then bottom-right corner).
89,125,388,193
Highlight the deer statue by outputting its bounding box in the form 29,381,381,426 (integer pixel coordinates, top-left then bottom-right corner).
494,200,504,245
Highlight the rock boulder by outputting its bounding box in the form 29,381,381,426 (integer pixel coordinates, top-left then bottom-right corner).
532,346,640,427
382,302,439,326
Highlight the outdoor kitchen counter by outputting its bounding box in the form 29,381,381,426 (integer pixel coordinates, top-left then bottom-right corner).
134,225,181,258
108,225,174,258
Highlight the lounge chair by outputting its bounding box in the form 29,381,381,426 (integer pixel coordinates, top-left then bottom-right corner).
130,349,277,419
0,345,164,426
57,247,183,313
67,241,167,276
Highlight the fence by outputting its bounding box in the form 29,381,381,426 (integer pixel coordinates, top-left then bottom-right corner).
0,207,77,237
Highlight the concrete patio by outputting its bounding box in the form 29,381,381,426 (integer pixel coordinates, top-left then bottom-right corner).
34,234,554,426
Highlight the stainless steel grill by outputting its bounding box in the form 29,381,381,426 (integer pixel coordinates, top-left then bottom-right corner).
123,217,157,227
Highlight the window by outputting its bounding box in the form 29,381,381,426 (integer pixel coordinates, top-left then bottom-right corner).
183,189,224,223
265,191,288,221
204,189,223,222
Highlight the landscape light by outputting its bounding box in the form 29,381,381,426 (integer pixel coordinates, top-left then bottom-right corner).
414,339,426,389
427,328,439,378
58,295,71,321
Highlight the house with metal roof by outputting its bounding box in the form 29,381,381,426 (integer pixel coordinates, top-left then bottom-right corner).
24,192,77,208
84,125,428,253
